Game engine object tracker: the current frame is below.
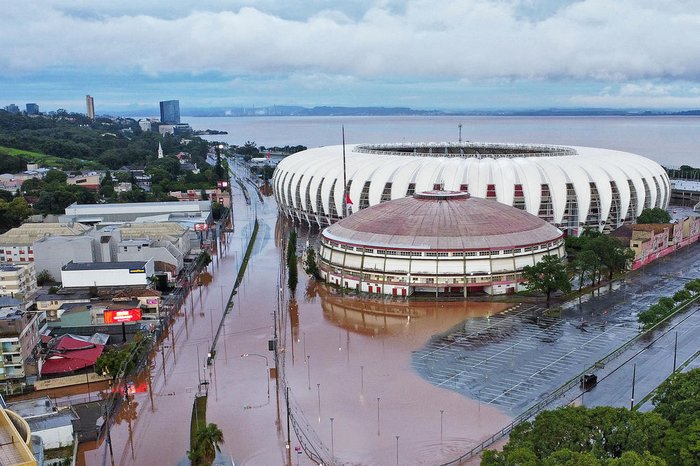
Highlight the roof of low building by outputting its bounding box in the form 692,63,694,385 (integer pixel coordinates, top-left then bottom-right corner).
62,260,147,271
41,335,105,375
323,191,563,250
0,222,92,246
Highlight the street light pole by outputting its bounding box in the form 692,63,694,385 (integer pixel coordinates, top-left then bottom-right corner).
440,409,444,443
377,397,381,436
396,435,400,466
630,363,637,410
307,355,311,390
330,417,335,456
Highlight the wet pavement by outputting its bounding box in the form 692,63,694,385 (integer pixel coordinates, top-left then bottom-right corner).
74,159,700,465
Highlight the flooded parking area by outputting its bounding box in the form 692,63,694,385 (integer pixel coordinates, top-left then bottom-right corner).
412,304,639,414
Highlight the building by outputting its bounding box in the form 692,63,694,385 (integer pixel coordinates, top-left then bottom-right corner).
319,190,565,297
85,95,95,119
0,223,93,264
274,142,670,236
66,172,102,190
25,103,39,115
0,404,37,465
7,397,78,452
0,264,37,301
32,236,96,281
159,99,180,124
612,216,700,269
0,307,42,382
59,201,211,230
60,260,155,288
3,104,20,114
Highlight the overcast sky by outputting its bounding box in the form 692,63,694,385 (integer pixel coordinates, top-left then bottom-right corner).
1,0,700,113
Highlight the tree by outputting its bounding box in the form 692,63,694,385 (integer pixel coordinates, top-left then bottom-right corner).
0,197,32,233
36,270,55,286
570,249,601,291
637,207,672,224
190,423,224,465
589,236,635,281
287,230,298,294
303,247,321,279
521,255,571,306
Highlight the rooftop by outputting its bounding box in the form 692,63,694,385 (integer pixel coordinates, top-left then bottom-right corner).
0,222,92,246
62,260,147,271
323,190,563,250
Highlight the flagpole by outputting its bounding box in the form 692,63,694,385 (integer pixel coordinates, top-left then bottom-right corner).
342,126,347,218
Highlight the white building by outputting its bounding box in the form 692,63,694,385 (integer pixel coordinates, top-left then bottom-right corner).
274,142,670,236
0,263,37,300
60,260,154,288
319,191,565,297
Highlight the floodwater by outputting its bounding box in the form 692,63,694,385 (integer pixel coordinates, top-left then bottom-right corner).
76,165,514,466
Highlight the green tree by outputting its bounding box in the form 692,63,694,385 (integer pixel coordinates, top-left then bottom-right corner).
672,289,692,303
637,208,672,224
36,270,55,286
684,279,700,295
606,451,666,466
522,255,570,306
570,249,601,291
303,247,321,279
190,423,224,465
590,236,635,281
652,369,700,430
0,197,32,233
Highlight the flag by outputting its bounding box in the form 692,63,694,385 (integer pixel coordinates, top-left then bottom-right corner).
345,192,353,205
266,151,271,159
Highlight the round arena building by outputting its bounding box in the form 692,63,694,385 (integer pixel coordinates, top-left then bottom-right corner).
273,142,670,236
319,190,565,296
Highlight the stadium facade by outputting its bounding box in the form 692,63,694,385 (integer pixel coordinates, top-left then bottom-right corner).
319,191,565,296
273,143,670,236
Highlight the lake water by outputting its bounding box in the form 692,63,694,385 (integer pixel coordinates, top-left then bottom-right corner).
184,115,700,167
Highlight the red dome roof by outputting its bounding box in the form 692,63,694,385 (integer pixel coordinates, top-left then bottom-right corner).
322,191,562,250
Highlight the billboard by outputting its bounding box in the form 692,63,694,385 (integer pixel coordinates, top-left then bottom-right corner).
194,223,209,232
104,308,142,324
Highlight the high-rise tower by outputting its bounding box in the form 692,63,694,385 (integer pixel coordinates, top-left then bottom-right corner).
86,95,95,119
159,100,180,124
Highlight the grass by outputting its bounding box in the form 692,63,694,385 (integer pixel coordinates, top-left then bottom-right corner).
190,394,208,449
0,145,105,170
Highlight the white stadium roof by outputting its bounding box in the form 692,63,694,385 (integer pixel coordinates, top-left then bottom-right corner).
273,142,670,235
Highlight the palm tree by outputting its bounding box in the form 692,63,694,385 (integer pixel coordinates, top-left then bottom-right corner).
194,423,224,465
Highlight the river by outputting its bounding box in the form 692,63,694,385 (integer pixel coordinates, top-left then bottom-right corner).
184,115,700,167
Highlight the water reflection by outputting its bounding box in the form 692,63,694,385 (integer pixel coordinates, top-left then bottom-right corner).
319,287,509,336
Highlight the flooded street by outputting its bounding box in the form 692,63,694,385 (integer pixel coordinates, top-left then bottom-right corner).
76,162,700,466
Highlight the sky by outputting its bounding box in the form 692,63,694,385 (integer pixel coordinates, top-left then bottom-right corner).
1,0,700,114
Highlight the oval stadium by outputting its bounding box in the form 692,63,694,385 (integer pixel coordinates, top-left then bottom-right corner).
273,142,670,236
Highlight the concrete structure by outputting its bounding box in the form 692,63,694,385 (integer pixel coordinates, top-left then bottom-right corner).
613,216,700,270
0,264,37,301
66,172,102,191
115,222,191,275
169,188,231,209
32,235,96,280
25,103,39,115
159,99,180,124
0,307,42,382
274,142,670,236
0,405,37,465
35,293,91,314
319,191,565,296
7,397,77,451
85,95,95,119
0,223,93,264
61,260,154,288
59,201,211,231
3,104,20,114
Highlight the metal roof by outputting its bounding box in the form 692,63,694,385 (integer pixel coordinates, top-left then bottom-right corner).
323,191,562,250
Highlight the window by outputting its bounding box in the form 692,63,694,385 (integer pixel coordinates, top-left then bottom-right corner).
486,184,497,198
479,251,490,256
459,184,469,192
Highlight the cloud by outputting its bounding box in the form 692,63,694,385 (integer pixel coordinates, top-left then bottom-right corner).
2,0,700,83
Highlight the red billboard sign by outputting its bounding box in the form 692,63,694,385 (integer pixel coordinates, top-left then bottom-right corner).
104,308,142,324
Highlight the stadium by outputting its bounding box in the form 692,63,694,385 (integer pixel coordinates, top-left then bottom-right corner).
273,142,670,236
319,190,565,296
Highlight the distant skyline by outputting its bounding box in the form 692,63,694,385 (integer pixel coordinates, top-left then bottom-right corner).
2,1,700,114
